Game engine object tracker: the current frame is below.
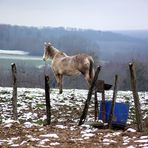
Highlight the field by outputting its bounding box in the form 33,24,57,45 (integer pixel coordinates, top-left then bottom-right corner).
0,87,148,147
0,54,44,69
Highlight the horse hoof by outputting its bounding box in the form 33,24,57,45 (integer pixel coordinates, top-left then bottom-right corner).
59,91,63,94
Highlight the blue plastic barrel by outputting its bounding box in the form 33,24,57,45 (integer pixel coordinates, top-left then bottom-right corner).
99,100,129,127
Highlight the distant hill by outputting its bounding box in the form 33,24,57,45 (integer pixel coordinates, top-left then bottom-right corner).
115,30,148,40
0,24,148,62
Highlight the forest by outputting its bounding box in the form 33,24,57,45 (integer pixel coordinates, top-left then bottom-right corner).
0,24,148,90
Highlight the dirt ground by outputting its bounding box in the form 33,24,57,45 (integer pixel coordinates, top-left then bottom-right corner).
0,88,148,147
0,119,148,147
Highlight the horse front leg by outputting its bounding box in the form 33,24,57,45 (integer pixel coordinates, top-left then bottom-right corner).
59,74,63,94
55,74,63,94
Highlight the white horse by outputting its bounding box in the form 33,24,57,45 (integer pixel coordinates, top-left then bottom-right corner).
43,42,94,94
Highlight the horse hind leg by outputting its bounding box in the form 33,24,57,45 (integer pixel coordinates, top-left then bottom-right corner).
59,75,63,94
55,74,63,94
84,72,92,87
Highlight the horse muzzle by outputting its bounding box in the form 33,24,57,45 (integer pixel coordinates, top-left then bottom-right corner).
43,56,46,61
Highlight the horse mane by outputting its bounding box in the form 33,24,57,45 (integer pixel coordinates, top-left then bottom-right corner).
47,46,60,59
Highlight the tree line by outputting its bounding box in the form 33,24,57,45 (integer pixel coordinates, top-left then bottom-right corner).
0,24,148,91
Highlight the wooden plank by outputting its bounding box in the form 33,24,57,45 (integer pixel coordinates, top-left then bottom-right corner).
129,63,143,132
94,90,98,121
108,74,118,128
78,66,101,126
11,63,18,120
95,80,112,92
95,80,104,92
101,89,106,122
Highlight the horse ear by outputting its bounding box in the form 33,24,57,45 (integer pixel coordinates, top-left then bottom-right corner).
48,42,52,46
44,42,48,46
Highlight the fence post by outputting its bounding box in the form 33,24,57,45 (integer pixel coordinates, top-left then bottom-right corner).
108,74,118,128
129,63,143,132
11,63,18,120
101,84,106,123
94,90,98,121
95,80,106,122
78,66,101,126
45,75,51,125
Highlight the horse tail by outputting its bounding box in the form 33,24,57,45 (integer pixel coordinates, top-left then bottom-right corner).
89,57,94,81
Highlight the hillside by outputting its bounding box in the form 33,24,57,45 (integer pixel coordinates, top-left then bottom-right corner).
0,24,148,62
115,30,148,40
0,24,148,91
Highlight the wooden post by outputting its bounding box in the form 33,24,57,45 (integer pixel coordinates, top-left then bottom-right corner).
11,63,18,120
45,75,51,125
94,90,98,121
78,66,101,126
129,63,143,132
101,84,106,123
108,74,118,128
95,80,106,122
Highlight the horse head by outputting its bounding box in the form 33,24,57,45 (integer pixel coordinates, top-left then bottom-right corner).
43,42,52,61
43,42,60,61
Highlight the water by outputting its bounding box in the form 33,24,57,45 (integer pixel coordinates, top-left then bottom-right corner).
0,53,44,69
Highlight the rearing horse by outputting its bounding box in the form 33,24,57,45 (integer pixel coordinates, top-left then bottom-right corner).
43,42,94,94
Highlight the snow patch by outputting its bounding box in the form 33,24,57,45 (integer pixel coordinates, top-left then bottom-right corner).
126,128,136,132
103,138,117,143
140,136,148,139
39,139,50,145
24,122,33,128
50,142,60,146
135,139,148,143
82,133,95,139
40,134,59,138
55,125,68,129
127,146,135,148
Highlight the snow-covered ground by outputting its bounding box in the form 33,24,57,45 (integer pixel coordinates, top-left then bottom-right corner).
0,87,148,147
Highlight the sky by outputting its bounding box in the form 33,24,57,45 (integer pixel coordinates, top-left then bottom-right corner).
0,0,148,30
